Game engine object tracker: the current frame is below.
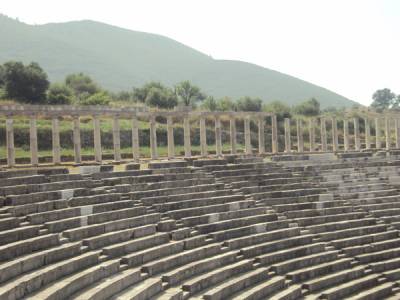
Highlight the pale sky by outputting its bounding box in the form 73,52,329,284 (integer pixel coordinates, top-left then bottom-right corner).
2,0,399,105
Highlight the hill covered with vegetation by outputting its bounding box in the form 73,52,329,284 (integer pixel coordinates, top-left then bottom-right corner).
0,14,357,108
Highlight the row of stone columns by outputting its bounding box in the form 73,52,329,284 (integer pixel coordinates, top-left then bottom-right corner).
282,116,400,153
5,114,400,167
4,114,276,166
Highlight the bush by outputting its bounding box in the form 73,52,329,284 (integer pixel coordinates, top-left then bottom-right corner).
65,73,100,99
263,101,291,121
47,83,74,104
293,98,320,116
202,96,218,111
79,91,111,106
133,82,177,109
217,97,236,111
236,96,262,112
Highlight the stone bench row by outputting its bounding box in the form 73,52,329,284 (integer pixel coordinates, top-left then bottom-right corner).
101,171,203,186
0,179,94,196
152,194,245,213
4,188,89,206
167,200,256,220
140,189,232,206
7,193,122,217
181,206,270,227
130,182,225,201
26,200,136,225
43,206,147,233
63,213,161,241
0,168,68,179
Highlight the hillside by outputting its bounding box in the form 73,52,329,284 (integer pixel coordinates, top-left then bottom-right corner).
0,15,357,108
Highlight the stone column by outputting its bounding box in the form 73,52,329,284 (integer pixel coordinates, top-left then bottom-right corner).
52,117,61,164
396,119,400,149
258,117,265,154
284,118,291,152
215,116,222,156
244,117,252,155
200,117,207,157
296,119,304,152
375,118,381,149
385,117,391,150
364,118,371,150
230,117,237,155
354,117,361,151
343,119,349,151
309,118,315,152
29,115,39,166
150,116,158,159
73,116,81,164
271,115,278,154
131,116,140,162
113,116,121,162
167,116,175,159
320,117,327,152
183,116,191,158
6,117,15,167
93,115,102,163
332,117,338,152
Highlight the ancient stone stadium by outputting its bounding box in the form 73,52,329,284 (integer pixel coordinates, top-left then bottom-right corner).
1,105,400,299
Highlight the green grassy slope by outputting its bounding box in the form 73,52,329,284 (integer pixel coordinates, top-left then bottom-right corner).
0,15,357,108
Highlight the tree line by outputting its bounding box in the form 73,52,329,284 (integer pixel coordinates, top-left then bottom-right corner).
0,60,331,117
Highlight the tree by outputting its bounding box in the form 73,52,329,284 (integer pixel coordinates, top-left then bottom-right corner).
114,90,133,102
202,96,218,111
47,83,74,105
293,98,320,116
175,80,205,107
65,73,100,100
217,96,236,111
0,64,5,87
133,82,177,109
79,91,111,106
236,96,262,112
145,87,177,109
3,61,49,103
263,100,292,121
370,88,396,110
393,95,400,109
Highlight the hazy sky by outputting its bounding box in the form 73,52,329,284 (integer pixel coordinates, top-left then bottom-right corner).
2,0,399,105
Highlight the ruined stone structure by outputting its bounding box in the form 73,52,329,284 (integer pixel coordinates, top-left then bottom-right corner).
2,105,400,299
0,153,400,299
3,105,400,167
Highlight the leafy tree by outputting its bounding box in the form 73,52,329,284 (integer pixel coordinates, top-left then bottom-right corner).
217,96,236,111
293,98,320,116
79,91,111,106
394,95,400,109
47,83,74,104
202,96,218,111
145,87,177,109
175,80,205,107
236,96,262,112
263,100,291,121
3,61,49,103
133,82,177,109
0,64,5,87
65,73,100,99
370,88,396,110
114,90,133,102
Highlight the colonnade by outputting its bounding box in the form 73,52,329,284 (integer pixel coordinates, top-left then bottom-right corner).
1,105,400,167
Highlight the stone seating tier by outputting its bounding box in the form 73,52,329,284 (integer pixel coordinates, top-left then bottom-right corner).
1,154,400,298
